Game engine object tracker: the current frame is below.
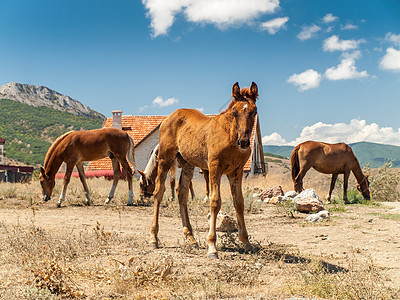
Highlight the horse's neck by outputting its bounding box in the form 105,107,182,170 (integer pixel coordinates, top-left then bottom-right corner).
351,160,365,183
44,154,63,179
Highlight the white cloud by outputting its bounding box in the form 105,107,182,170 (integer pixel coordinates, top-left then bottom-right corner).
379,47,400,72
297,24,321,41
341,23,358,30
325,58,369,80
322,13,338,23
287,69,322,91
341,50,362,60
262,132,287,145
385,32,400,47
263,119,400,147
152,96,179,107
323,35,365,52
260,17,289,34
142,0,280,37
289,119,400,146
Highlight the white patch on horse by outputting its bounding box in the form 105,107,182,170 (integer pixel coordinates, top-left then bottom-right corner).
243,104,247,111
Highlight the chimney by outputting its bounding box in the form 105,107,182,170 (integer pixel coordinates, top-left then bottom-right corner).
0,138,4,165
112,111,122,130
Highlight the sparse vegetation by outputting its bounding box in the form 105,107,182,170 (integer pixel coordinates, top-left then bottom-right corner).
0,162,400,299
0,98,104,166
365,161,400,202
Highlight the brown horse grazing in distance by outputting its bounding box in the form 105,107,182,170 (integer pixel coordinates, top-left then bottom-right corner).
138,144,210,201
291,141,370,204
40,128,136,207
150,82,258,258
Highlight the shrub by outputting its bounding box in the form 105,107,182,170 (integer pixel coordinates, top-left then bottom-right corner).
365,161,400,202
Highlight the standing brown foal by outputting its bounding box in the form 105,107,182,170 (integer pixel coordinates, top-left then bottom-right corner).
150,82,259,258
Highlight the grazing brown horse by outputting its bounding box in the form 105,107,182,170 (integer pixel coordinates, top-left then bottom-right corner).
150,82,258,258
291,141,370,204
138,144,210,201
39,128,136,207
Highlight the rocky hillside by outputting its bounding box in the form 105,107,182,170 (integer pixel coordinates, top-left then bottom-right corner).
0,82,104,118
0,83,106,166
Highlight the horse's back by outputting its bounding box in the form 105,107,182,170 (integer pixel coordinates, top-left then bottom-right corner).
298,141,357,173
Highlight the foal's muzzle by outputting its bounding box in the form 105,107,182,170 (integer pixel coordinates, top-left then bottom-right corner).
43,194,51,202
238,139,250,149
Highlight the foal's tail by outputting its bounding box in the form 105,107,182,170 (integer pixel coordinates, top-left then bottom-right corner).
290,145,301,183
127,135,137,173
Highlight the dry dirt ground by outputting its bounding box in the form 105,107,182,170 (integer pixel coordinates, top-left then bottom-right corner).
0,158,400,298
0,192,399,299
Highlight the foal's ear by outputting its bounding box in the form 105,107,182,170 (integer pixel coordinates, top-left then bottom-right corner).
138,169,146,178
250,82,258,101
232,82,241,99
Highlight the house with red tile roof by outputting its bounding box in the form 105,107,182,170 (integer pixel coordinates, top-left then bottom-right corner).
87,111,266,176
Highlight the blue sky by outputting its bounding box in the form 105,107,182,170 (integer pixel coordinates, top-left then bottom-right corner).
1,0,400,145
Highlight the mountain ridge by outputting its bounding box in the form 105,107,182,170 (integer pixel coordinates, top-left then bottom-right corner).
0,83,106,166
0,82,104,119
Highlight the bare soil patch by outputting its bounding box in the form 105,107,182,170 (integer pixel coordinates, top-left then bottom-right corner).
0,168,399,298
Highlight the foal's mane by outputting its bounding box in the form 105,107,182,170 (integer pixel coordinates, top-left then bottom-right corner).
220,87,257,115
144,144,159,176
43,131,74,168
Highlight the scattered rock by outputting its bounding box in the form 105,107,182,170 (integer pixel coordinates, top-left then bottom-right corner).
284,190,298,198
259,186,284,201
295,197,324,213
293,189,324,213
265,195,287,204
293,188,321,201
207,212,238,232
306,210,330,222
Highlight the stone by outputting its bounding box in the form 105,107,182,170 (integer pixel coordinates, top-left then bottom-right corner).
295,197,324,213
207,212,238,232
259,186,284,201
284,190,298,198
293,188,321,202
305,210,330,222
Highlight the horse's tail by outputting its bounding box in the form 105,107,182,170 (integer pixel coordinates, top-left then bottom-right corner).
291,145,301,183
127,135,137,172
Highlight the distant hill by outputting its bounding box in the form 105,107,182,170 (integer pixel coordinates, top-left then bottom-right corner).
0,82,103,118
264,141,400,168
0,83,105,166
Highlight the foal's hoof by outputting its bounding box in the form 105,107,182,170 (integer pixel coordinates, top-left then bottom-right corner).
104,198,111,205
149,242,158,249
207,252,219,259
244,243,253,253
190,242,199,249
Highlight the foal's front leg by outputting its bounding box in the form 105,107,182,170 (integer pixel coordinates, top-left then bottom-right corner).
58,163,74,208
343,170,350,204
176,162,197,246
104,158,121,205
150,159,171,248
206,166,222,259
76,162,91,205
327,174,338,204
227,170,252,252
